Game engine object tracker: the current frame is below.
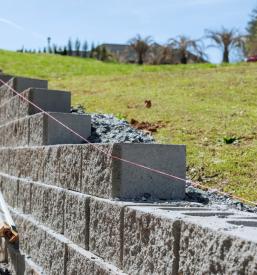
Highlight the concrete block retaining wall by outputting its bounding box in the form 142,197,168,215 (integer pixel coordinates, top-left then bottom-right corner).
0,75,256,275
0,144,186,200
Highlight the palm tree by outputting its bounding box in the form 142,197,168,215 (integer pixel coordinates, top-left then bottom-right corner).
167,35,204,64
128,34,153,65
205,28,245,63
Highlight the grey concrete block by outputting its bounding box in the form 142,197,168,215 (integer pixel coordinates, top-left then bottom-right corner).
11,212,41,262
8,148,42,180
43,112,91,145
123,206,180,275
28,113,45,145
81,144,114,197
59,145,82,191
89,197,125,268
42,146,61,186
0,77,48,105
0,78,15,105
0,93,20,126
30,183,45,223
64,191,90,249
17,180,31,214
29,112,91,146
39,227,67,274
0,149,9,173
82,143,186,200
66,243,94,274
2,142,185,201
0,175,18,208
0,111,90,147
114,144,186,200
0,116,29,147
67,243,127,275
24,256,45,275
31,183,65,233
0,74,13,87
11,210,67,275
0,88,71,126
23,88,71,115
179,220,257,274
10,77,48,93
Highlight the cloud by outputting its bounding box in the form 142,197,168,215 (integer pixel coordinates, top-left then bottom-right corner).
0,17,24,31
0,17,45,41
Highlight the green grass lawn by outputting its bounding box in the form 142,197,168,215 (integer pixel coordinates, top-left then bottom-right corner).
0,50,256,203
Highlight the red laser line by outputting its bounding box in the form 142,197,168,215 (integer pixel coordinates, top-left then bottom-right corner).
0,79,256,206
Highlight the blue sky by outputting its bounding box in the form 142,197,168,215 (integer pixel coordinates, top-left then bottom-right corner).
0,0,256,63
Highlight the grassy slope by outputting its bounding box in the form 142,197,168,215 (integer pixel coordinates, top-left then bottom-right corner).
0,50,256,202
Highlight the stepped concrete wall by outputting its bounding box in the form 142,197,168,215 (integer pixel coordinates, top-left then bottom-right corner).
0,75,256,275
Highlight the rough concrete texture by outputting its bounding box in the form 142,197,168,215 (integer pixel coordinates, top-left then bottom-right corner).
0,112,91,147
59,145,82,191
0,175,18,208
0,117,29,147
1,171,257,274
127,205,257,275
8,147,44,181
89,197,125,268
81,144,114,198
64,191,90,249
0,149,9,173
9,208,127,275
0,93,20,126
0,77,48,105
17,180,31,214
0,78,16,105
1,172,89,249
24,257,45,275
83,143,186,200
67,243,127,275
179,220,257,274
41,146,61,186
30,112,91,146
0,143,186,200
123,206,180,275
31,183,65,234
12,211,67,275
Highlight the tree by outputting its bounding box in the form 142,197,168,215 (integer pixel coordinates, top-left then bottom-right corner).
82,41,88,57
128,34,153,65
246,7,257,55
47,37,52,53
62,46,67,56
205,28,245,63
75,38,81,56
168,35,204,64
67,38,73,56
101,46,109,61
89,42,95,58
53,44,58,54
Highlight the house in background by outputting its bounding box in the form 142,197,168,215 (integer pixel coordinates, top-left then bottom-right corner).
99,43,207,64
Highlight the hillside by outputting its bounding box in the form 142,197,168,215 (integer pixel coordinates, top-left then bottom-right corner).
0,50,256,203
